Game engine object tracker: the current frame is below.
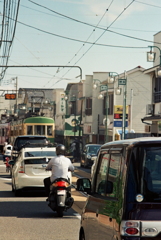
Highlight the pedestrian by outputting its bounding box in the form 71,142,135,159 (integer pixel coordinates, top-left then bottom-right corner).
70,138,81,162
3,142,8,162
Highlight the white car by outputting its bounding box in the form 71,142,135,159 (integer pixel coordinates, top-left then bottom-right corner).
11,146,72,196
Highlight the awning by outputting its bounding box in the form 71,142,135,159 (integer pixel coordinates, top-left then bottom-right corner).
142,115,161,121
141,115,161,125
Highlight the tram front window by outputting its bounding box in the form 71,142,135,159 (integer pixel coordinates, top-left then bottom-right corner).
34,125,45,135
47,126,52,136
27,126,33,135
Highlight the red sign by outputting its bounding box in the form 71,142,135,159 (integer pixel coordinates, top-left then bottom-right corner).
114,113,128,119
5,94,16,100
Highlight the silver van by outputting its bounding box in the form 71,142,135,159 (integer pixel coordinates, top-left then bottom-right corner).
77,137,161,240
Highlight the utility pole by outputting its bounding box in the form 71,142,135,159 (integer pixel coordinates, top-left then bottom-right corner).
15,77,18,113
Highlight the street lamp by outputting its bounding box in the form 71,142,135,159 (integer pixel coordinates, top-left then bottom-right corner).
147,46,161,77
115,75,127,140
93,75,115,143
11,77,18,114
147,46,161,67
64,91,69,115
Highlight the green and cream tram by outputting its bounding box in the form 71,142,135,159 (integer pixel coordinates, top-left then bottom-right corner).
10,116,55,144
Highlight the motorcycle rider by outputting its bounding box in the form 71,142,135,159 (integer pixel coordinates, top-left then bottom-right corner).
44,144,74,197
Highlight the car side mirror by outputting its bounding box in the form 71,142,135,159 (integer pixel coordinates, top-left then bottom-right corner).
91,156,97,161
76,178,91,194
106,181,113,194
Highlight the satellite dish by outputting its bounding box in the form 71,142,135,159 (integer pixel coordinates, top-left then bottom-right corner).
103,118,110,126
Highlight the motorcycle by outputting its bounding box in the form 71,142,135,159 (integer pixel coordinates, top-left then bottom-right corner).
47,177,74,217
4,156,12,175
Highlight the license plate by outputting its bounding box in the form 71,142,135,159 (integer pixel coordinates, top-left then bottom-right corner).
57,190,66,195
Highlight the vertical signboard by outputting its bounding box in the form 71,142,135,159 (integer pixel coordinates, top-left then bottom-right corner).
60,93,65,114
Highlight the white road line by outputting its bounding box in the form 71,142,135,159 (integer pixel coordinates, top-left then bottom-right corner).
0,178,11,181
73,213,81,220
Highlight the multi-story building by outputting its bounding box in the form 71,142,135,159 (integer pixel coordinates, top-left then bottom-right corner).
142,31,161,136
81,67,151,145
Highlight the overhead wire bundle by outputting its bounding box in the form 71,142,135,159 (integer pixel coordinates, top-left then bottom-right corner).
0,0,20,83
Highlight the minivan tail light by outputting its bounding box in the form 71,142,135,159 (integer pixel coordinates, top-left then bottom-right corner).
125,222,139,227
19,161,25,173
121,221,140,236
125,228,139,235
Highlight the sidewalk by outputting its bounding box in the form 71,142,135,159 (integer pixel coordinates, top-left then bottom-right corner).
71,173,88,215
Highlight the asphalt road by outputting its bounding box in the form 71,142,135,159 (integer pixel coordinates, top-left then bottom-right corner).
0,160,81,240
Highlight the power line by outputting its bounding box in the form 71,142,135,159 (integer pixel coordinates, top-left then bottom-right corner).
46,2,112,87
135,0,161,8
27,0,161,45
58,0,136,81
20,1,158,34
0,0,20,81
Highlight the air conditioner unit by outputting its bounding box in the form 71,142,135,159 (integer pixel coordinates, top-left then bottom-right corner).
146,104,154,115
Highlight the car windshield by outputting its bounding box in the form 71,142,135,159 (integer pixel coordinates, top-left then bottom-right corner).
87,146,100,154
18,138,46,147
127,144,161,202
25,151,56,157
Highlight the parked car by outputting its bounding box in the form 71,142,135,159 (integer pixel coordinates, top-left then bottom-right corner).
76,137,161,240
80,144,101,168
91,148,101,177
10,144,72,196
11,135,48,161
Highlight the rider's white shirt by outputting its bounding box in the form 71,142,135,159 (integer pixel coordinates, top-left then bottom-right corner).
45,155,74,183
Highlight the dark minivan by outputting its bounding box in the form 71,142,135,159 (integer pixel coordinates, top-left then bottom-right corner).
77,137,161,240
12,135,48,160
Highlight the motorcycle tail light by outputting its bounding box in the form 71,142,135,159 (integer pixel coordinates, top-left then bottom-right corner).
125,228,139,235
52,181,69,187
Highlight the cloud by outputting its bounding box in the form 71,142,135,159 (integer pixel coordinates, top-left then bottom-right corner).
81,0,147,22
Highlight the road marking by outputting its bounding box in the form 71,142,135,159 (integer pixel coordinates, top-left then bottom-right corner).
0,178,11,181
73,213,81,220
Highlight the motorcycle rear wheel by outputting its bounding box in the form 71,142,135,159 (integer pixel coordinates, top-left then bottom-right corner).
56,207,64,217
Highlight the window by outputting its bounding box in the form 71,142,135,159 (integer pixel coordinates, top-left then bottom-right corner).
34,125,45,135
27,126,33,135
154,77,161,103
85,98,92,116
25,151,56,157
70,101,76,115
126,145,161,203
47,126,52,136
95,152,110,196
107,154,121,198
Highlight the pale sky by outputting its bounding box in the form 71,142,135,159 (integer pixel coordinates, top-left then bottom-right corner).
0,0,161,90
